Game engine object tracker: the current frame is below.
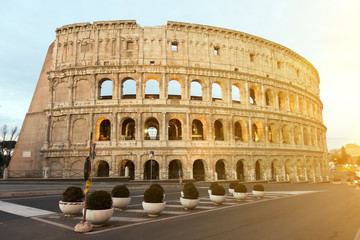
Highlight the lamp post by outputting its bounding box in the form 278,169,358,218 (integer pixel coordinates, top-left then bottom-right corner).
149,151,154,183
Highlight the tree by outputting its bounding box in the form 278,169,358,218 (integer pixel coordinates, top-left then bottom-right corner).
335,146,350,165
0,125,18,169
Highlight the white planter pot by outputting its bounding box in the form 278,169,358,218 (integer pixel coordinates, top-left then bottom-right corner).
210,194,226,205
84,208,114,226
208,189,212,196
142,201,166,217
180,197,200,210
229,188,234,195
252,190,265,199
233,192,248,200
180,191,184,197
59,201,84,216
112,197,131,209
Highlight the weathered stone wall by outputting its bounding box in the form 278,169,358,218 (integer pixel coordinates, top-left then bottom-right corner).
10,21,328,181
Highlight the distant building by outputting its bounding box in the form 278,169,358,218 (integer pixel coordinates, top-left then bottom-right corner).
10,21,328,181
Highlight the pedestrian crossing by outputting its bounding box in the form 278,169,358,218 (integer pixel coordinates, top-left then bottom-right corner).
0,191,318,234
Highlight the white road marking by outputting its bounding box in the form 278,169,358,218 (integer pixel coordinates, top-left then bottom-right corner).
111,216,148,222
0,200,55,217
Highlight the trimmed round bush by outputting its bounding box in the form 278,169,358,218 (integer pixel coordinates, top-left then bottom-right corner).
210,182,219,189
149,183,164,195
253,184,265,191
183,182,199,199
229,181,239,189
111,185,130,198
87,190,113,210
234,183,247,193
62,186,84,202
211,184,225,196
144,185,164,203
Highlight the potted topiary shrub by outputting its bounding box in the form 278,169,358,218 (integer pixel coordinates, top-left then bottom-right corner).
59,186,84,216
180,182,200,210
252,184,265,199
84,190,114,226
333,178,341,184
233,183,248,200
228,181,239,195
210,184,226,205
111,185,131,210
142,184,166,217
208,182,219,196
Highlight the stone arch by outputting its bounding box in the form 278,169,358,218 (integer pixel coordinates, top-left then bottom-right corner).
168,79,182,99
215,159,226,180
252,121,264,142
268,123,279,143
144,159,159,180
236,160,245,181
98,78,113,99
193,159,206,181
51,120,66,143
192,118,206,140
294,126,301,145
306,159,315,181
96,118,111,141
121,78,136,99
95,160,109,177
285,159,295,181
144,117,159,140
75,79,90,102
289,94,296,112
249,86,260,105
190,80,203,100
168,117,182,140
49,160,63,178
54,82,69,107
231,84,242,103
121,117,136,140
282,124,291,144
214,119,224,141
303,127,310,145
234,120,248,142
119,160,135,180
271,159,283,181
265,88,274,106
168,159,182,179
69,160,83,178
72,118,88,144
145,78,160,99
255,160,262,180
212,82,223,101
278,91,287,110
297,159,305,181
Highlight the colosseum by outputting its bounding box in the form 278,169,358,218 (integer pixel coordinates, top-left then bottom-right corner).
9,20,328,182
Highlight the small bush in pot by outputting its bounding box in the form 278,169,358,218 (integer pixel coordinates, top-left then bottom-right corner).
234,183,247,193
253,184,264,191
229,181,238,190
210,182,219,189
211,184,225,196
144,184,164,203
183,182,199,199
111,185,130,198
62,186,84,202
87,190,113,210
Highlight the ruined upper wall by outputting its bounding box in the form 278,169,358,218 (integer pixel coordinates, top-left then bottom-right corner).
52,20,320,95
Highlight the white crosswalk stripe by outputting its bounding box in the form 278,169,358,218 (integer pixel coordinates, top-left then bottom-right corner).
0,200,55,217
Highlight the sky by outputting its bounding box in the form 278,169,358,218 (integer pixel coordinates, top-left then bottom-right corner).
0,0,359,150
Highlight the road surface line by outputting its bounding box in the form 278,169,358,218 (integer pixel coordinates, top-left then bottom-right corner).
0,200,55,217
31,217,74,230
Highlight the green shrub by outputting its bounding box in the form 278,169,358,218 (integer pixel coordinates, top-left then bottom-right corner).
229,181,239,189
144,185,164,203
87,190,113,210
333,178,341,182
183,182,199,199
253,184,264,191
234,183,247,193
62,186,84,202
149,183,164,195
210,182,219,189
211,184,225,196
111,185,130,198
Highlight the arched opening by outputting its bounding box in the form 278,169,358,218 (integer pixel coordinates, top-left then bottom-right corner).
168,118,182,140
215,160,226,180
306,100,311,116
290,94,296,112
234,121,243,141
236,160,244,181
190,80,202,100
297,160,305,181
255,160,261,180
272,159,283,181
144,117,159,140
121,118,135,140
214,120,224,141
96,160,109,177
271,161,275,180
145,79,160,99
168,79,182,99
303,127,309,145
193,160,205,181
96,118,111,141
285,159,294,181
249,87,259,105
299,98,305,114
278,91,286,110
212,82,222,101
192,119,204,140
99,79,113,99
122,78,136,99
265,89,274,106
232,85,241,103
294,126,301,145
144,159,159,180
268,123,279,143
282,124,291,144
168,159,182,179
252,121,264,142
120,160,135,180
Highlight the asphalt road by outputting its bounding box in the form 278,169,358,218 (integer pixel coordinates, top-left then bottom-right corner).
0,182,360,240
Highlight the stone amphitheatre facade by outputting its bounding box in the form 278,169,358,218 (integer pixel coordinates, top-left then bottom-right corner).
10,20,328,181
